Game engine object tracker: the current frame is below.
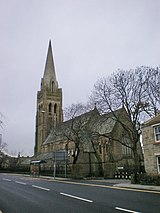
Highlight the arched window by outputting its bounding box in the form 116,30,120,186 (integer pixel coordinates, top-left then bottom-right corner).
122,135,132,156
51,81,55,93
54,104,57,114
48,103,52,115
99,144,102,154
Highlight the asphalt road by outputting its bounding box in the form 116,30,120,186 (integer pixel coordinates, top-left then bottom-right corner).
0,173,160,213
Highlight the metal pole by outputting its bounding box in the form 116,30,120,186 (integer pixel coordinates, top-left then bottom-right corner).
54,152,56,179
41,110,45,143
64,150,67,178
89,152,91,176
53,152,54,177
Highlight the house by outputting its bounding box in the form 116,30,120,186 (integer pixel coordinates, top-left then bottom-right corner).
142,113,160,175
0,151,31,172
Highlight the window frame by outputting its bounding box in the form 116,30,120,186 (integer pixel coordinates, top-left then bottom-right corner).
54,103,57,114
154,125,160,143
51,81,55,93
48,103,52,115
157,156,160,174
99,144,102,154
122,135,132,157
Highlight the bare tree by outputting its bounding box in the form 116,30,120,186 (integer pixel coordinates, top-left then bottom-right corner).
0,113,7,153
61,103,105,177
144,66,160,116
91,66,160,180
0,134,7,153
63,103,92,164
0,112,4,129
64,103,87,121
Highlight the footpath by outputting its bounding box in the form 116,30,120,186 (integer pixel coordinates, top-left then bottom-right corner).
114,182,160,192
38,175,160,192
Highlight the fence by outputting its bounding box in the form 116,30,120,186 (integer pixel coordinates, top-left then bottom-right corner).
114,171,132,179
39,162,103,178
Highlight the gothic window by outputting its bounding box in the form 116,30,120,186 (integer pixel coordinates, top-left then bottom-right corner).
48,103,52,115
99,144,102,154
54,103,57,114
122,135,132,156
106,143,108,153
51,81,55,93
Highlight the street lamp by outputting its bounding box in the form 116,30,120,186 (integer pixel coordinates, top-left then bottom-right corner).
41,110,45,142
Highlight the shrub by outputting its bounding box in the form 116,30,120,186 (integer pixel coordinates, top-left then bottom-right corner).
132,173,160,186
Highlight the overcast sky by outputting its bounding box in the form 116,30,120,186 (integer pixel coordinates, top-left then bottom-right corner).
0,0,160,156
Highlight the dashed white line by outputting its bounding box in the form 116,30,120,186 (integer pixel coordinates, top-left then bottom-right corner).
15,181,27,185
2,178,11,182
32,185,50,191
115,207,141,213
60,192,93,203
50,179,160,194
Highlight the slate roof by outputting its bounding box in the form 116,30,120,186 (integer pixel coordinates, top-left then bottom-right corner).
142,113,160,127
90,108,124,134
43,107,124,146
34,152,53,160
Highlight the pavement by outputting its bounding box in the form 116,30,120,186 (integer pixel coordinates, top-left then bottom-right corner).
37,175,160,192
114,182,160,192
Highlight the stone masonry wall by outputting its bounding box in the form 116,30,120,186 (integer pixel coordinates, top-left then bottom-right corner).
142,125,160,175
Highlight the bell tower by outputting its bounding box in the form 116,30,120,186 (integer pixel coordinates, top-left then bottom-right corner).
35,41,63,154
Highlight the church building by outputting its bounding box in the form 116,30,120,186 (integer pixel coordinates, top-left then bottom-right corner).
34,41,143,178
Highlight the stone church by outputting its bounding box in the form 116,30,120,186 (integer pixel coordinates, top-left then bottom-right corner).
34,41,143,178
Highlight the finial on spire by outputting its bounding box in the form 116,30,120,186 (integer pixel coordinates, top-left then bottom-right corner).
49,40,52,47
93,102,99,114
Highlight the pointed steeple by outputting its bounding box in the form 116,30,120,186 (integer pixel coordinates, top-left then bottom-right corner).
43,40,58,89
35,41,63,154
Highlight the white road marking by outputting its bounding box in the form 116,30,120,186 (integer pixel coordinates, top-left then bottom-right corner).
50,179,160,194
15,181,27,185
2,178,11,182
32,185,50,191
115,207,141,213
60,192,93,203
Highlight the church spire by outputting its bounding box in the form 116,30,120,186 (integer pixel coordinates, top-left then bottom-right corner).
35,41,63,154
43,40,58,89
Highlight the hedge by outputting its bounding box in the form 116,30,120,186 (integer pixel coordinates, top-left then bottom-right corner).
131,173,160,186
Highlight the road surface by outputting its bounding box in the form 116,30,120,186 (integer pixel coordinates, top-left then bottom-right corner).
0,173,159,213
